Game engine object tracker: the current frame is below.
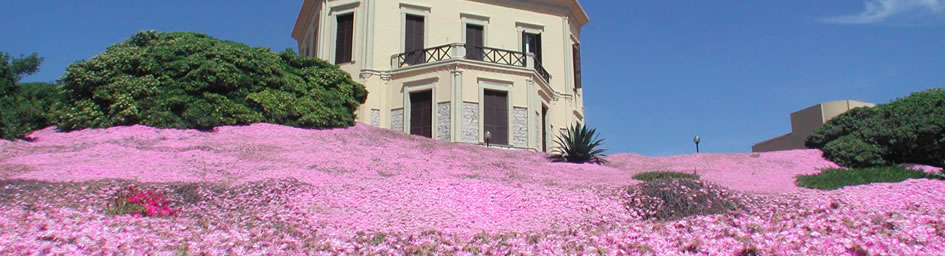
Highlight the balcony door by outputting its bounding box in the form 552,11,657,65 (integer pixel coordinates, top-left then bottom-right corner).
483,90,509,145
405,14,425,65
522,32,542,62
466,24,484,61
409,90,433,138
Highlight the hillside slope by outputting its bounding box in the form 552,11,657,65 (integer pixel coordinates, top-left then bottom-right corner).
1,124,943,255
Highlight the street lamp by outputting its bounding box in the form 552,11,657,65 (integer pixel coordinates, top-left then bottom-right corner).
485,131,492,147
693,136,701,153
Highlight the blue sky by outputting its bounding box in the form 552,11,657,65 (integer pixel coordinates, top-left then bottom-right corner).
2,0,943,155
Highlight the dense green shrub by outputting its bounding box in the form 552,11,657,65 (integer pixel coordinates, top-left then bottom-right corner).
626,178,746,221
0,82,60,140
806,89,945,168
796,166,941,190
54,31,367,131
631,171,699,181
550,123,607,164
821,136,887,168
0,52,58,140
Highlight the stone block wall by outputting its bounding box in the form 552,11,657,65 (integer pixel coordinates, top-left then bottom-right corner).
370,109,380,127
437,103,450,141
462,102,479,143
391,108,404,132
512,107,528,147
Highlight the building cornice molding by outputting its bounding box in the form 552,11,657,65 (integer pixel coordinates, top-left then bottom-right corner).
292,0,318,40
466,0,589,28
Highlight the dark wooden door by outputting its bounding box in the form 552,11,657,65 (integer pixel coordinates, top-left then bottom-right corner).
483,90,508,145
405,15,425,65
466,24,484,61
335,14,354,64
541,105,548,152
410,90,432,138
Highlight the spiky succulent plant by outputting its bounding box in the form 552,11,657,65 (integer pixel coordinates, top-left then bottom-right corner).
550,123,607,164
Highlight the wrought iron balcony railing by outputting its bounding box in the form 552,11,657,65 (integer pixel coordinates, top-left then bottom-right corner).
464,45,526,66
533,59,551,83
392,43,551,82
394,44,453,67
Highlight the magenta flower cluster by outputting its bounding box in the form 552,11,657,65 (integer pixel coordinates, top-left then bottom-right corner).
109,186,177,218
0,123,942,255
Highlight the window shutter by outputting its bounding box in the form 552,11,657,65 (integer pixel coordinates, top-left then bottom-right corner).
335,14,354,64
521,31,527,54
405,15,425,65
573,44,582,89
535,33,542,62
466,25,484,61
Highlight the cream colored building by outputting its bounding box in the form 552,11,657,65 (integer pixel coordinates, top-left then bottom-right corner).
752,100,875,152
291,0,588,152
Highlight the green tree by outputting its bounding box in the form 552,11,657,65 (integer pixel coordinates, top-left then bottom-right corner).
807,88,945,168
1,52,58,140
54,31,367,131
0,52,43,95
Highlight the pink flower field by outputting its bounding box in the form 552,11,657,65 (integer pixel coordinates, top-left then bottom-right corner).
1,123,944,255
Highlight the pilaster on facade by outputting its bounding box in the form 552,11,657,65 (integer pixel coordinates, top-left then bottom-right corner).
450,69,464,142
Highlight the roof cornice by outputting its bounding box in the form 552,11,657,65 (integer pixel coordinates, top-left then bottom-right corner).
291,0,317,41
469,0,589,27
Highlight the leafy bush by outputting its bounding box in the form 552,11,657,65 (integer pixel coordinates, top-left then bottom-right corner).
821,136,887,168
806,89,945,168
550,123,607,164
0,52,59,140
796,166,941,190
632,171,699,181
54,31,367,131
626,178,746,221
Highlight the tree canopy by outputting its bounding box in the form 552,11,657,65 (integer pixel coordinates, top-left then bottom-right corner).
1,52,59,140
806,89,945,168
54,31,368,131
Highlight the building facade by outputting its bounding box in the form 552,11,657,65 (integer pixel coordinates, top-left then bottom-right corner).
291,0,589,152
752,100,875,152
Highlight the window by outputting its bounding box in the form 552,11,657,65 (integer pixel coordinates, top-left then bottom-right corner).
404,14,425,65
335,13,354,64
573,43,582,89
465,24,485,61
522,32,542,62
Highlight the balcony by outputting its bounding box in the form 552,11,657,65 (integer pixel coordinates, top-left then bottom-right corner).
392,43,551,83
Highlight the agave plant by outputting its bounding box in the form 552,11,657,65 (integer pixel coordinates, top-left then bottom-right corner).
550,123,607,164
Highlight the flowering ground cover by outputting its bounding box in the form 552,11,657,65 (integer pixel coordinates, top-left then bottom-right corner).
1,123,944,255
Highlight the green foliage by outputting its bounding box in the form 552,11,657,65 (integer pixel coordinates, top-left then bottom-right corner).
821,136,886,168
54,31,367,131
632,171,700,181
626,178,746,221
796,166,942,190
550,123,607,164
0,52,43,96
806,89,945,168
0,51,59,140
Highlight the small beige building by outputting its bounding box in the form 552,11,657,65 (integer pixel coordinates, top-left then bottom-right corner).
752,100,875,152
291,0,588,152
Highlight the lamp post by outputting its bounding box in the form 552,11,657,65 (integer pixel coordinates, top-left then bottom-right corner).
693,136,701,153
485,131,492,147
